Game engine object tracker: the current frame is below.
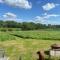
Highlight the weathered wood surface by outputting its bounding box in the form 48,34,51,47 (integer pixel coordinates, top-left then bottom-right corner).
37,51,45,60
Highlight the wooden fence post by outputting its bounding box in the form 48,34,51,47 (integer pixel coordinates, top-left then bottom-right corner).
37,51,45,60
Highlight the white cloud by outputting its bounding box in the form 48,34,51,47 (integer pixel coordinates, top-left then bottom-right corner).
43,13,60,18
0,0,32,9
2,12,23,22
3,12,17,18
42,3,59,11
34,16,46,23
0,0,3,3
34,13,60,23
3,12,17,21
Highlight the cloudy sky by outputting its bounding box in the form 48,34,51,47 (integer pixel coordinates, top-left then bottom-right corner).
0,0,60,24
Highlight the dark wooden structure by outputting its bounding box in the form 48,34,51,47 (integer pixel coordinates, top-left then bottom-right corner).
37,51,45,60
51,44,60,49
50,44,60,57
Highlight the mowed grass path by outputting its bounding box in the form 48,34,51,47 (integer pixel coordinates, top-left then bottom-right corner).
0,31,60,60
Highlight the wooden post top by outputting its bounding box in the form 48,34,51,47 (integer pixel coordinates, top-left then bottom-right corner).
51,44,60,49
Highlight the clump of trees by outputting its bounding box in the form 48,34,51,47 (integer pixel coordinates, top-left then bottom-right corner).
0,20,60,30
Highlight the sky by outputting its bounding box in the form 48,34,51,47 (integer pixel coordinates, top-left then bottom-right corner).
0,0,60,24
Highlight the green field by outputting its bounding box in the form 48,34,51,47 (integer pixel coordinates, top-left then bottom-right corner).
0,31,60,60
12,31,60,40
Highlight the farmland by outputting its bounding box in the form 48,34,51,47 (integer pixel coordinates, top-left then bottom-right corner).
0,30,60,60
10,30,60,40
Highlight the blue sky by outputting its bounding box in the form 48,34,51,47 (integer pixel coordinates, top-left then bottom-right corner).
0,0,60,24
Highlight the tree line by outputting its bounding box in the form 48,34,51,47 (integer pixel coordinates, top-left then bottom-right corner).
0,20,60,30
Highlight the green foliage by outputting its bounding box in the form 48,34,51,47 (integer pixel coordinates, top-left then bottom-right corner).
22,22,37,30
0,32,16,41
0,28,7,32
10,30,60,40
0,28,21,31
1,30,60,41
0,31,60,60
0,20,60,30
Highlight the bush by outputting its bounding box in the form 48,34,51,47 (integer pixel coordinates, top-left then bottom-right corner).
0,28,21,31
8,28,13,31
0,28,7,32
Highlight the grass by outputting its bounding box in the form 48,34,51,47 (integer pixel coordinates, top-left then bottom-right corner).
0,39,60,60
0,30,60,60
0,32,17,41
10,30,60,40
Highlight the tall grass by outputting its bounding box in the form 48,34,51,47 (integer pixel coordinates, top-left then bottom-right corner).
10,31,60,40
0,32,16,41
0,30,60,60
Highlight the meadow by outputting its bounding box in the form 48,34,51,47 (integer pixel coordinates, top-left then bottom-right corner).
0,30,60,60
10,30,60,40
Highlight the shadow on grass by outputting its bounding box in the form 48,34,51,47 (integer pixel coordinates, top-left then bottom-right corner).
10,34,60,41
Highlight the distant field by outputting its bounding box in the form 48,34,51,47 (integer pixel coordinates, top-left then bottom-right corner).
10,30,60,40
0,30,60,60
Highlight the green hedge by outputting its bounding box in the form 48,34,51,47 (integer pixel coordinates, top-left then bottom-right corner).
0,28,21,32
